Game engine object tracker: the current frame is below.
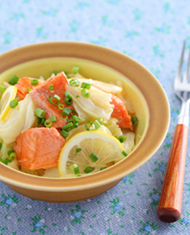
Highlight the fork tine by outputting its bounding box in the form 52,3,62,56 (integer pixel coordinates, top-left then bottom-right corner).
183,48,190,83
176,40,186,82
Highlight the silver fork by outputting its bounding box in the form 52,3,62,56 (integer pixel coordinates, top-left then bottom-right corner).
157,41,190,223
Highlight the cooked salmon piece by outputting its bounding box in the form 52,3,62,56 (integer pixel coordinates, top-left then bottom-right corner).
15,77,44,100
110,94,133,130
30,72,74,129
14,127,65,170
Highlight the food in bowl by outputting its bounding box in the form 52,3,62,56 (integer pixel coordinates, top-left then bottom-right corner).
0,42,170,202
0,66,138,178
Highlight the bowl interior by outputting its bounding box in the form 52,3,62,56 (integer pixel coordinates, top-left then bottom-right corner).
0,42,170,191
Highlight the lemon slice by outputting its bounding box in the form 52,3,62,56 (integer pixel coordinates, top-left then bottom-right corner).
0,86,17,121
58,131,126,177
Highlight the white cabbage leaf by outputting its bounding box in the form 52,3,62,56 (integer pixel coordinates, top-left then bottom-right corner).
0,94,37,144
77,78,122,95
43,167,60,178
66,84,113,122
7,160,20,171
122,132,135,154
104,118,123,138
0,138,12,160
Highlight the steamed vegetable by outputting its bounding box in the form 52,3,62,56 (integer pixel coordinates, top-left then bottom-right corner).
66,84,113,121
0,95,36,144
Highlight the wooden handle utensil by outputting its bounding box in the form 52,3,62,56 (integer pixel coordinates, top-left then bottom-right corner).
157,124,188,222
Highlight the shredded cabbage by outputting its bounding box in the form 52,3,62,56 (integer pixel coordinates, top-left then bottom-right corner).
66,84,113,122
0,94,37,144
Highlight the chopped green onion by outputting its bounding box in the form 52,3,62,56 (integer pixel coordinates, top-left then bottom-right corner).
96,118,103,124
118,135,127,143
94,120,101,130
84,166,94,173
28,88,32,93
131,115,138,126
60,130,69,138
63,71,69,78
44,119,53,128
31,79,39,85
71,110,77,116
74,167,80,175
70,164,78,170
64,91,71,97
8,149,15,155
73,115,81,123
2,158,11,165
48,96,59,105
0,143,2,150
68,117,74,123
85,120,93,131
64,91,72,105
50,116,57,122
122,151,128,157
62,107,71,116
49,84,53,90
37,117,45,125
89,124,95,130
72,66,80,74
74,148,82,156
54,94,61,101
0,85,6,93
8,152,17,161
10,99,18,109
53,71,58,75
89,152,99,162
69,79,80,87
81,82,91,90
64,96,72,105
100,167,107,170
62,123,74,130
58,104,65,110
61,113,68,120
81,88,90,98
35,108,46,118
9,75,19,85
66,127,72,131
73,122,79,128
76,95,80,98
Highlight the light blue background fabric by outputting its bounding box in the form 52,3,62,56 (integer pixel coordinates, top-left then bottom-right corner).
1,0,190,234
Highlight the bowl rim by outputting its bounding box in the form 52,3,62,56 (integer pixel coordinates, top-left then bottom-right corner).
0,41,170,191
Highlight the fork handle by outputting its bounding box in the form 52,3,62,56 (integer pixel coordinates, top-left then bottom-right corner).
157,124,188,222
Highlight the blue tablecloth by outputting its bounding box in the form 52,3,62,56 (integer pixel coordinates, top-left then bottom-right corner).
1,1,190,234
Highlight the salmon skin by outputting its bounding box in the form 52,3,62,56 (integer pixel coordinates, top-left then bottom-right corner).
110,94,133,130
30,72,74,129
14,127,65,170
15,77,44,100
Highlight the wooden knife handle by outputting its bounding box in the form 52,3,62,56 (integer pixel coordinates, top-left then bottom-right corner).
157,124,188,222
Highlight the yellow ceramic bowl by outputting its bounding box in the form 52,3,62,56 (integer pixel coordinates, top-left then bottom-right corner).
0,42,170,202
